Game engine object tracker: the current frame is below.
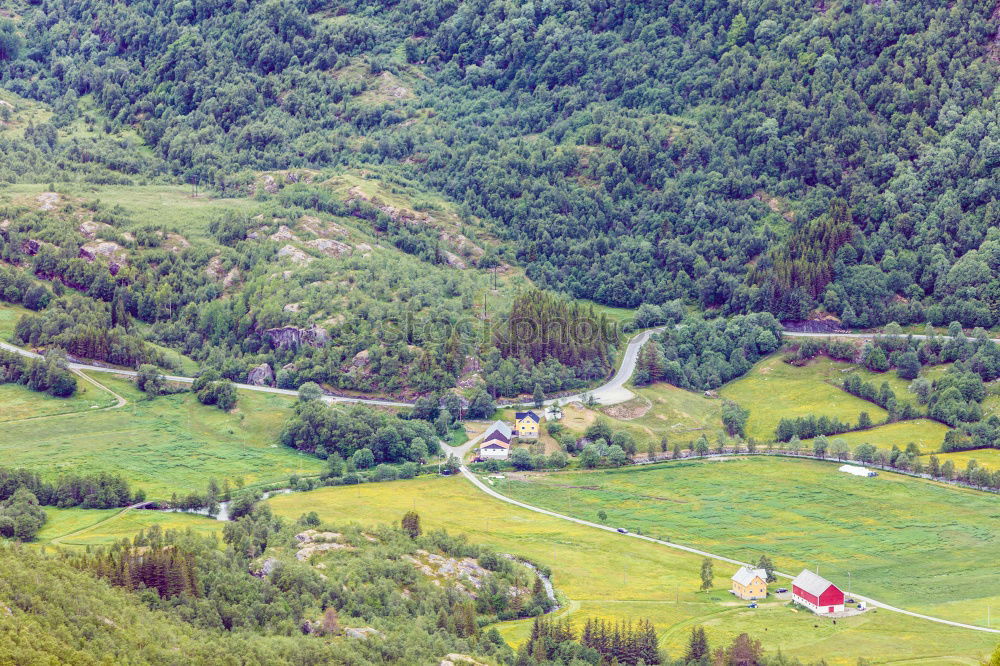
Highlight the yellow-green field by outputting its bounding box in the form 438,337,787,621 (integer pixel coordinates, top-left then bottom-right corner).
719,355,890,440
928,448,1000,472
502,457,1000,628
265,476,1000,663
35,507,221,548
0,373,322,499
0,375,118,422
803,419,950,454
0,302,31,341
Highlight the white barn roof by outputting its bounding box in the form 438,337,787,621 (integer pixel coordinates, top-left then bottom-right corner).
731,566,766,587
792,569,836,597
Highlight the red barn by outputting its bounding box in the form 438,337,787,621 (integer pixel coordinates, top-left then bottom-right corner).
791,569,845,614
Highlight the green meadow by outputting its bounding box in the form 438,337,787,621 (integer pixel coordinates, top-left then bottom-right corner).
718,355,889,440
0,372,322,499
501,457,1000,627
35,507,221,548
929,448,1000,473
0,302,32,341
802,419,950,454
0,376,117,422
265,476,999,663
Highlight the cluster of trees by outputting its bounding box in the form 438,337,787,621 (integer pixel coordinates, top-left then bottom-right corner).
635,313,783,389
0,466,137,510
0,488,46,541
14,296,166,368
516,616,660,665
0,264,51,310
785,337,856,365
280,397,441,465
0,349,76,397
80,539,198,599
495,291,616,374
775,412,875,442
70,507,533,660
192,370,237,411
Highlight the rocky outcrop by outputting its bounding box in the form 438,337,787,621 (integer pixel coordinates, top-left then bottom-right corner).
270,225,298,242
250,557,280,578
265,325,329,350
79,240,127,264
277,244,312,265
21,239,40,255
247,363,274,386
294,529,352,561
306,238,351,257
344,627,381,640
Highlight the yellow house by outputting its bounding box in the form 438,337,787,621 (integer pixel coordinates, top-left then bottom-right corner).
514,411,540,439
731,566,768,600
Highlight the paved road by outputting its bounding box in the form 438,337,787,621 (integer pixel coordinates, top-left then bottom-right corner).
783,329,1000,343
532,326,667,408
1,326,669,410
0,340,412,408
448,461,1000,636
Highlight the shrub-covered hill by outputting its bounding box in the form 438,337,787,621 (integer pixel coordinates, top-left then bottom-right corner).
2,0,998,329
0,507,538,664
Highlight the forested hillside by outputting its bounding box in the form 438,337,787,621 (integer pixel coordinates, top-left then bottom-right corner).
3,0,998,331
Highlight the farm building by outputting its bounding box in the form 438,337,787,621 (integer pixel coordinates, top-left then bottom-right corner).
514,411,541,438
839,464,877,477
730,566,768,600
791,569,845,614
479,420,512,460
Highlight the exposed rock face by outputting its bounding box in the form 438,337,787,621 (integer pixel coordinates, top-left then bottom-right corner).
306,238,351,257
36,192,59,211
79,240,127,263
247,363,274,386
344,627,381,640
294,529,352,561
442,250,467,269
265,325,329,350
79,221,111,239
270,225,298,242
300,215,347,238
277,244,312,264
250,557,280,578
21,239,40,255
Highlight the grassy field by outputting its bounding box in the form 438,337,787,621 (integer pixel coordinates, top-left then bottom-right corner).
500,457,1000,628
0,302,31,341
265,476,999,663
719,355,890,440
803,419,950,454
34,507,222,548
3,183,260,241
928,448,1000,472
0,372,323,499
0,377,117,422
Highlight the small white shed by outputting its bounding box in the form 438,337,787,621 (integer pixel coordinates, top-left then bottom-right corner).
839,464,877,477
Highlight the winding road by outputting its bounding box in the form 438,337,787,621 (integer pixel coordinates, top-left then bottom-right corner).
6,325,998,636
438,435,1000,636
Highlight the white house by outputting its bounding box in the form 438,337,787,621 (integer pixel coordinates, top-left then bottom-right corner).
479,420,513,460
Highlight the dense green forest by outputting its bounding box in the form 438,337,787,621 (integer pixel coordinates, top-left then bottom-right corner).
2,0,997,330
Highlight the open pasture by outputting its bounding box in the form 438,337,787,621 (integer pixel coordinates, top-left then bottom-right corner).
803,419,950,454
0,373,322,499
265,475,999,663
719,355,889,440
928,448,1000,473
501,457,1000,627
0,377,117,422
35,507,221,548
